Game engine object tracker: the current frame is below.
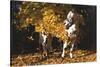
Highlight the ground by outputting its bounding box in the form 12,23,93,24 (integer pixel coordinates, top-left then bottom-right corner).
11,49,96,66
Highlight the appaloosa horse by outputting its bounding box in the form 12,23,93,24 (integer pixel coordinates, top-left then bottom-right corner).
61,9,85,58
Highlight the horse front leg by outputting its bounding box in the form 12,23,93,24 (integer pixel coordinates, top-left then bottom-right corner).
61,41,67,58
69,42,75,58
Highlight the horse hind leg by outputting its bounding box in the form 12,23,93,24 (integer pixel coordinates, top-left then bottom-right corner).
69,43,74,58
41,43,48,58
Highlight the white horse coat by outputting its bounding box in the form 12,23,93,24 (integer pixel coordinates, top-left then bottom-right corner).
62,10,76,58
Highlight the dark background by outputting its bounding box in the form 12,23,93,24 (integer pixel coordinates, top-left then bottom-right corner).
10,1,96,55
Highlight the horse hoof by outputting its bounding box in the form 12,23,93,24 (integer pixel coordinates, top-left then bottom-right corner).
61,54,64,58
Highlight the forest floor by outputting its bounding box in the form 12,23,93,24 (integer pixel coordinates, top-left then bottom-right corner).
11,49,96,66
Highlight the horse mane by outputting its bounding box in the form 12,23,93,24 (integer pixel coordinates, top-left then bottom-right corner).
71,12,85,44
72,13,85,26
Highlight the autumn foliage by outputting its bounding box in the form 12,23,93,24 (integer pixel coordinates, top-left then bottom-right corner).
14,2,72,41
